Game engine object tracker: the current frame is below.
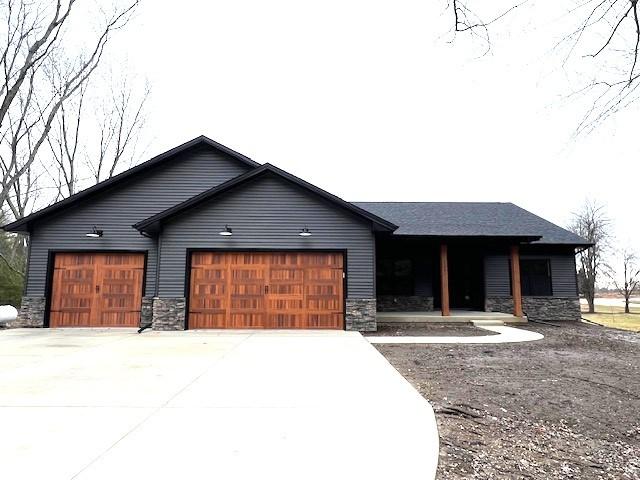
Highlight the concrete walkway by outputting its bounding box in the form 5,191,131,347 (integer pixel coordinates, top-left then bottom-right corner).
0,328,438,480
367,324,544,344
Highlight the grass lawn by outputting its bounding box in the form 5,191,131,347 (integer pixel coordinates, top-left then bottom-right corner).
582,304,640,332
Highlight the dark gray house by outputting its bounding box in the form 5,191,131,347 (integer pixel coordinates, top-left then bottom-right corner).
4,136,589,331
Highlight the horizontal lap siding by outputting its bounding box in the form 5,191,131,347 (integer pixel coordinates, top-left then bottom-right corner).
26,147,250,296
546,255,579,297
484,252,578,297
485,254,511,296
159,175,375,298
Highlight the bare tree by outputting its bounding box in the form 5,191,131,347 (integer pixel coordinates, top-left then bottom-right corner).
42,71,149,198
449,0,528,53
89,74,149,184
569,200,611,313
45,82,87,200
448,1,640,131
606,249,640,313
0,0,140,216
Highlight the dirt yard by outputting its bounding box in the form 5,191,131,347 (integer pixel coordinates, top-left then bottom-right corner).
372,322,640,479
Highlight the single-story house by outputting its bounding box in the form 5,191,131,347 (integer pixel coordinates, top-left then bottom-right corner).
3,136,590,331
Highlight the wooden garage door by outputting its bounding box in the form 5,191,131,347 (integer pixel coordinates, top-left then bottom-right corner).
189,252,344,329
50,253,145,327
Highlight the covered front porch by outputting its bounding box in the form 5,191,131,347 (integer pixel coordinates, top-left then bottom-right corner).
374,236,534,323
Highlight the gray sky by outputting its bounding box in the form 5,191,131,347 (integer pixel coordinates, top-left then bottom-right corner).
107,1,637,251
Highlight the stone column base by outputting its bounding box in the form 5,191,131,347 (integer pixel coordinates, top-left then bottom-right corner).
485,297,514,315
485,296,581,321
10,296,46,328
346,298,376,332
151,297,186,330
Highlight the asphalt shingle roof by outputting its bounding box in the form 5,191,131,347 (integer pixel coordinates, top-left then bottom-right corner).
353,202,589,245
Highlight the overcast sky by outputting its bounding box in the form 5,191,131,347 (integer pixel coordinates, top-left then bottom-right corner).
104,1,637,251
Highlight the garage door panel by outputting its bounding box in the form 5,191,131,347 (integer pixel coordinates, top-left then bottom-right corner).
307,313,342,329
189,312,228,328
189,252,344,329
98,311,140,327
50,253,144,328
230,313,266,328
51,311,92,327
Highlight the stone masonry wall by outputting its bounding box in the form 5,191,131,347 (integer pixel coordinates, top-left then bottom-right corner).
522,297,581,322
377,295,434,312
10,296,46,328
346,298,376,332
486,296,581,321
152,297,186,331
485,296,514,315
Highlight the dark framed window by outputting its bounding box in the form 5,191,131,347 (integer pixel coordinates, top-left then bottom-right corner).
520,259,552,296
377,259,414,295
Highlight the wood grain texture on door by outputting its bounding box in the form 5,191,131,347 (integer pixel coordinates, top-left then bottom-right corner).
189,252,344,329
50,253,144,327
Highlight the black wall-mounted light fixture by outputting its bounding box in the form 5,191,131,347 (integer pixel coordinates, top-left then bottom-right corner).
86,226,103,238
299,226,312,237
219,225,233,236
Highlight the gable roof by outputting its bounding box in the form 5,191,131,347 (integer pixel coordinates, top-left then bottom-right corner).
3,136,260,232
354,202,590,246
134,164,398,234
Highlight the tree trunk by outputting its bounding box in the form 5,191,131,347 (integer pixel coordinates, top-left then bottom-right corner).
587,294,595,313
625,298,630,314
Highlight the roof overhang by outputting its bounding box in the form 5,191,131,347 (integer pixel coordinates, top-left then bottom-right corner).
2,136,259,233
380,233,544,243
134,164,398,235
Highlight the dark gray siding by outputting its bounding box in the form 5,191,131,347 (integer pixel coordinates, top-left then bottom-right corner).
159,174,375,298
484,254,511,296
484,252,578,297
26,146,251,296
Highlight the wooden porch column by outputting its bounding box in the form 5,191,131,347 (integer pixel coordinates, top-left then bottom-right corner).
440,244,450,316
510,245,523,317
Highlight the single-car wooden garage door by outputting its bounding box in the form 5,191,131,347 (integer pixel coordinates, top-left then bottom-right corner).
50,252,145,327
188,252,344,329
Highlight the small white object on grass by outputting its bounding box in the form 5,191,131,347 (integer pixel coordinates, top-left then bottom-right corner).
0,305,18,324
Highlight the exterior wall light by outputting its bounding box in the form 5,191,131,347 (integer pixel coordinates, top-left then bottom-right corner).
219,225,233,236
86,226,103,238
299,226,312,237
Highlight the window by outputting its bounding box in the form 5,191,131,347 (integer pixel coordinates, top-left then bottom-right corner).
377,259,414,295
520,259,552,296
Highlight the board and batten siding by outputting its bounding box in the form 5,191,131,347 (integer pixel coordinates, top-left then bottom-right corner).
158,174,376,298
484,252,578,297
26,146,252,297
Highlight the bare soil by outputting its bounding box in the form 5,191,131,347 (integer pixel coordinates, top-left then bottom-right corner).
374,322,640,479
367,323,498,337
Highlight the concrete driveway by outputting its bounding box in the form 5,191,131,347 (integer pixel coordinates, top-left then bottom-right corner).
0,328,438,480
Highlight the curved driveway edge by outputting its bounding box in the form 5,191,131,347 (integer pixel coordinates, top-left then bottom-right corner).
367,325,544,344
0,329,439,480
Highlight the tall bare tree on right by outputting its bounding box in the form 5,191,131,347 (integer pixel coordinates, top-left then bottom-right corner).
607,249,640,314
569,200,611,314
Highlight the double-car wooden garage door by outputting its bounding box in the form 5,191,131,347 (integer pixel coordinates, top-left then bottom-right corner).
188,252,344,329
50,253,145,327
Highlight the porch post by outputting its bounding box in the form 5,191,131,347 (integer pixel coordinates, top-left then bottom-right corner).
440,244,450,316
510,245,523,317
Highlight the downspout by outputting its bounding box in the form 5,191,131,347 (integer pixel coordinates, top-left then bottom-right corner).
22,229,32,297
138,228,161,333
155,229,162,298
